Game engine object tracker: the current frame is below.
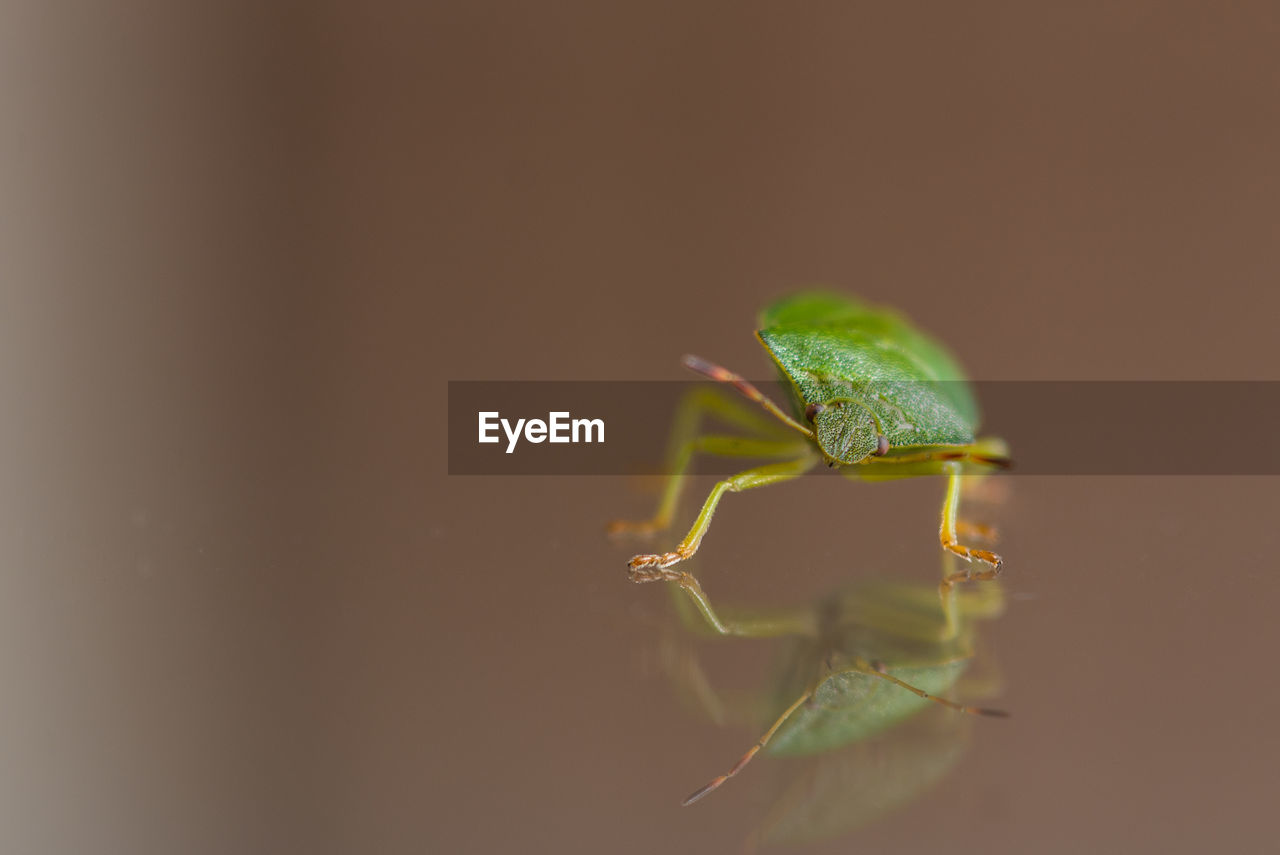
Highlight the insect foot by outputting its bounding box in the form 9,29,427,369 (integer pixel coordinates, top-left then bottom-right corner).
627,563,686,584
943,544,1003,570
627,549,690,572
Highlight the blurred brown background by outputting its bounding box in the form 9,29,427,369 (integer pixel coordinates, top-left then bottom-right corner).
2,2,1278,853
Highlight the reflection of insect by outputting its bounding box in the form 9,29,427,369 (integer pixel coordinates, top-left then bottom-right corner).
658,568,1008,805
612,293,1011,590
754,702,979,846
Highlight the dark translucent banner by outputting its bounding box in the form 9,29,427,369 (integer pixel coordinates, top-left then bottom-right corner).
447,381,1280,475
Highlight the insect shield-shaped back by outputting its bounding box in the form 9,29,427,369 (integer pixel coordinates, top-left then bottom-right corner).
758,324,979,466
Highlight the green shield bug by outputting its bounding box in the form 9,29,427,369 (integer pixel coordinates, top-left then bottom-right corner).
654,566,1007,805
612,292,1010,592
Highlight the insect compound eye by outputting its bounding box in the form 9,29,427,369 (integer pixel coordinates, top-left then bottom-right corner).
804,403,826,422
874,434,890,456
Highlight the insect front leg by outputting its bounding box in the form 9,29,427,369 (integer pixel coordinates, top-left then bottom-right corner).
608,386,802,538
938,461,1003,569
627,455,817,579
609,435,807,538
938,461,1003,632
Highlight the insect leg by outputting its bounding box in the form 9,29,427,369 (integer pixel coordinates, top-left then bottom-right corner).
627,455,818,578
682,690,814,806
938,461,1003,636
610,434,810,537
849,658,1009,718
939,461,1003,570
608,386,805,537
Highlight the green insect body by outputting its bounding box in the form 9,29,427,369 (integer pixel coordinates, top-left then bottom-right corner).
613,291,1009,583
758,295,977,466
658,571,1006,805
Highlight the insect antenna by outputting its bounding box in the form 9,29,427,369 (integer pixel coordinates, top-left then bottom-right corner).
681,354,813,438
682,690,813,806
